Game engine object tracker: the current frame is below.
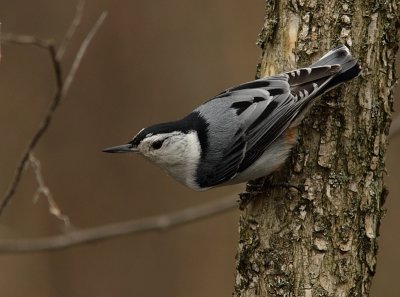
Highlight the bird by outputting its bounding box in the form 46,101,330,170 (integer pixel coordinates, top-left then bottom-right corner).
103,45,361,191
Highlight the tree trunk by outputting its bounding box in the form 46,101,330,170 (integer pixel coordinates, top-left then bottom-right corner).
234,1,399,297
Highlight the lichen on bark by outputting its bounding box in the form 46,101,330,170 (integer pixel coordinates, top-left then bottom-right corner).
234,1,400,296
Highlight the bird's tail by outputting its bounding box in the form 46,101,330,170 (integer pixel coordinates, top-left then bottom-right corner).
310,45,361,92
287,45,361,127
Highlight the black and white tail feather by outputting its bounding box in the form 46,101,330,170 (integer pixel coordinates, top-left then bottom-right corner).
219,45,360,128
103,45,361,191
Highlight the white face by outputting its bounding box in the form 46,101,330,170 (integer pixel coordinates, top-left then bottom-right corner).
138,132,186,164
137,131,202,190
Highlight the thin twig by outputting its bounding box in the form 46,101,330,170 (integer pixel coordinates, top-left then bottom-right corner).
1,33,53,48
56,0,85,60
29,153,71,227
1,34,62,88
0,195,238,253
61,12,107,98
0,12,107,215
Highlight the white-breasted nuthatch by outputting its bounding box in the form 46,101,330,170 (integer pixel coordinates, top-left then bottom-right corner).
103,45,360,191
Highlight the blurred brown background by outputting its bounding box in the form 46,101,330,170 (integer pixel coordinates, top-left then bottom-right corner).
0,1,398,296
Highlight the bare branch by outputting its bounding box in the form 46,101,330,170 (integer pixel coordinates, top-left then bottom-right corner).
61,12,107,98
1,34,62,87
1,33,53,49
0,195,238,253
29,153,71,227
57,0,85,60
0,12,107,215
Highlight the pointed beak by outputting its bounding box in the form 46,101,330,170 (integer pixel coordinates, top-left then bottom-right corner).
102,143,139,153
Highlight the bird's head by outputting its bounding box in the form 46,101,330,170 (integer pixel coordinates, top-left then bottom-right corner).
102,122,203,190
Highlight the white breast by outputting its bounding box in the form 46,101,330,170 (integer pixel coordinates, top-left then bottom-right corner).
157,131,203,190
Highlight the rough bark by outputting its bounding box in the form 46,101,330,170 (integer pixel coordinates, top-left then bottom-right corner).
234,1,399,297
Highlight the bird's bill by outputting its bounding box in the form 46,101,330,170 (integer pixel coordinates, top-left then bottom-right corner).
102,143,138,153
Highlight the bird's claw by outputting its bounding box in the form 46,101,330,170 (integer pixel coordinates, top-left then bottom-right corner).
238,181,304,210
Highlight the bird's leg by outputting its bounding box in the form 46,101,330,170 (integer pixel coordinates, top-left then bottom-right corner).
238,178,267,210
265,181,304,193
238,178,304,210
238,191,261,210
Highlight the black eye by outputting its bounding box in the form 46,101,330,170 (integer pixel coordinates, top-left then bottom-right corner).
151,140,164,150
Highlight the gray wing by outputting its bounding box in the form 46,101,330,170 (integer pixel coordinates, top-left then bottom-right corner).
195,65,340,188
237,65,343,170
219,75,299,176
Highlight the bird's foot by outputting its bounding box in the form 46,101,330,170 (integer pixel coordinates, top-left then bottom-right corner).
238,191,262,211
238,180,304,210
265,182,304,193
